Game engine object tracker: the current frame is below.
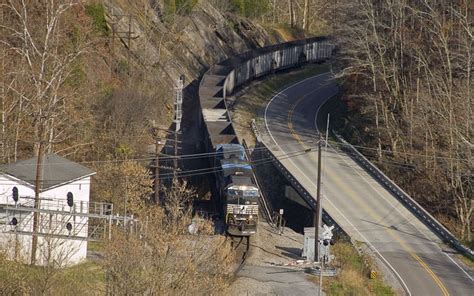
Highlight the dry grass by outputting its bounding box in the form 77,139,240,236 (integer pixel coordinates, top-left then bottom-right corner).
456,254,474,269
0,251,105,296
313,243,395,296
102,180,235,295
271,24,306,41
230,63,330,146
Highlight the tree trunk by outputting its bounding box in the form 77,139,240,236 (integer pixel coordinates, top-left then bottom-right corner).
289,0,294,27
302,0,309,31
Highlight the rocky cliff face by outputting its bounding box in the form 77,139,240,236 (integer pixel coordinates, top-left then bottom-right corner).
91,0,285,182
103,0,282,92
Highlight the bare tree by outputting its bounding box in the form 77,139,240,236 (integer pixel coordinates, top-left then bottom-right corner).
289,0,295,27
103,181,234,295
302,0,309,31
0,0,91,264
330,0,472,240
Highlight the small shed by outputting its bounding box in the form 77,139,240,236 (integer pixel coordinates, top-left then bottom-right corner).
0,154,95,266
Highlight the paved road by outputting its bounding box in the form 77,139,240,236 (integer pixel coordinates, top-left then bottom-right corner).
262,73,473,295
232,265,324,296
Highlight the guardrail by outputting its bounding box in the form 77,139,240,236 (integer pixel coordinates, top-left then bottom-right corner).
242,139,274,224
260,142,349,240
333,132,474,260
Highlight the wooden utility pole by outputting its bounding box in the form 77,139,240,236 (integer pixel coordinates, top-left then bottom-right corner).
110,14,137,75
153,133,161,204
31,141,44,265
314,139,322,262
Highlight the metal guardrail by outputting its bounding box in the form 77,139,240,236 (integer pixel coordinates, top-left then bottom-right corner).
242,139,274,224
333,132,474,260
260,142,349,239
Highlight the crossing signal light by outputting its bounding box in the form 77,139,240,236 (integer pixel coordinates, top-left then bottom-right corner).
11,217,18,226
12,187,18,202
322,239,334,246
67,192,73,207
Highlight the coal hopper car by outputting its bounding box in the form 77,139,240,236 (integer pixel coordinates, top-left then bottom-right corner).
198,37,335,236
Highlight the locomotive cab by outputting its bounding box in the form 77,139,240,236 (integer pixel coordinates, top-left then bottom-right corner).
215,143,259,236
224,181,259,236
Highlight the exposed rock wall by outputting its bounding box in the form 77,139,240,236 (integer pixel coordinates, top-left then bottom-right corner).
103,0,282,91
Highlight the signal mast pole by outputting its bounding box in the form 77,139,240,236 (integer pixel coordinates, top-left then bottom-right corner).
173,75,184,179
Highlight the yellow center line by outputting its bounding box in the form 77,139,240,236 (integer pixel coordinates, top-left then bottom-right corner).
285,91,450,296
324,166,450,296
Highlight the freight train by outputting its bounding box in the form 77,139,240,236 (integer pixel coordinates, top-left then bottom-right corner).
199,37,335,236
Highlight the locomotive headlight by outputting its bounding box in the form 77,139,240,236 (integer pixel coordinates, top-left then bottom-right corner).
249,215,253,220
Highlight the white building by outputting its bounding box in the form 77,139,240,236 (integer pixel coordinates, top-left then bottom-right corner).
0,154,95,266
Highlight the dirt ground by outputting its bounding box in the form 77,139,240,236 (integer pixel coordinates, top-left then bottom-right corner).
228,221,324,296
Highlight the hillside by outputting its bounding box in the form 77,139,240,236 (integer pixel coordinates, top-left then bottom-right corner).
0,0,285,162
0,1,315,294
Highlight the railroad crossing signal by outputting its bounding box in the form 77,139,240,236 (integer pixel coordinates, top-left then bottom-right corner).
322,225,334,240
303,225,335,263
319,225,335,263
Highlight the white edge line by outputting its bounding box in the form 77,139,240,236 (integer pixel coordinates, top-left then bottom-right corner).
443,253,473,281
312,89,474,283
263,73,412,296
324,144,474,283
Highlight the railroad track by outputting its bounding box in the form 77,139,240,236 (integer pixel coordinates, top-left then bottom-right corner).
231,236,251,274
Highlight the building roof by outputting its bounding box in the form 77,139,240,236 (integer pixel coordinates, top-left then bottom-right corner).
0,154,95,191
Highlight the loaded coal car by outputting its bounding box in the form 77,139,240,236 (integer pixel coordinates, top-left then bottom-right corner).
214,144,259,236
199,37,335,237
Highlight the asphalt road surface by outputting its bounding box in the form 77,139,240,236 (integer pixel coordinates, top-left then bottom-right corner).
262,72,473,295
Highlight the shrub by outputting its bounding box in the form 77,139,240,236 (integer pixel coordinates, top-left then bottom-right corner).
85,3,109,35
231,0,270,18
164,0,199,16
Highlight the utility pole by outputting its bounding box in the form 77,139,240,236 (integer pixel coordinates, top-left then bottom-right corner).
154,137,161,203
31,141,44,265
319,256,324,296
127,14,132,72
110,13,137,76
124,176,128,222
151,127,161,204
325,113,330,150
314,139,322,262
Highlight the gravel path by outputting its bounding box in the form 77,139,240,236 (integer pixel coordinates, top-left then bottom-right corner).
229,221,324,296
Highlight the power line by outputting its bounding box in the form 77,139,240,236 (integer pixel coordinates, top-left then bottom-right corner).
327,140,471,163
0,139,317,167
2,139,468,186
0,147,314,185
